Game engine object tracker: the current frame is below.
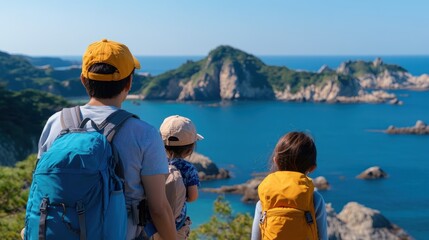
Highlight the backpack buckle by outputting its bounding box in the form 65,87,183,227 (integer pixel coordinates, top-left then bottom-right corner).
39,198,49,213
305,211,313,224
76,201,85,215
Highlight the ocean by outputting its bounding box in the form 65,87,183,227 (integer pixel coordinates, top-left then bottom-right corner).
70,55,429,238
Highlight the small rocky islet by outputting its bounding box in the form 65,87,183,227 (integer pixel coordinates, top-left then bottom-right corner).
385,120,429,135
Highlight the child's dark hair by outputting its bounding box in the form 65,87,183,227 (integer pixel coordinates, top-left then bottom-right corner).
82,63,133,99
271,132,317,174
165,143,195,158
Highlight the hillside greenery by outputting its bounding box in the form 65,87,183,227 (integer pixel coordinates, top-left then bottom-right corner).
22,56,79,68
0,50,80,95
0,87,69,165
0,50,147,97
0,155,36,240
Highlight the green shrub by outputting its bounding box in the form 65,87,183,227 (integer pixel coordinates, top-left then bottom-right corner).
189,196,253,240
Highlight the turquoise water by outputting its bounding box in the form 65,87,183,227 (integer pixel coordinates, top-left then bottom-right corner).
118,56,429,239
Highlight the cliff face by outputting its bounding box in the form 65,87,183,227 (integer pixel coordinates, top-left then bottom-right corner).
274,76,367,102
144,46,275,101
141,47,423,103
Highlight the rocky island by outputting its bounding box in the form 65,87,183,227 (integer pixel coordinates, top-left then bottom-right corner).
139,46,429,103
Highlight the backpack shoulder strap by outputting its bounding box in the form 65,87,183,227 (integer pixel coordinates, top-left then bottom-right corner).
98,109,139,142
100,109,139,181
60,106,82,129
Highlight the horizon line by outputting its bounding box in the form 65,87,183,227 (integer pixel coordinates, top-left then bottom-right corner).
26,53,429,58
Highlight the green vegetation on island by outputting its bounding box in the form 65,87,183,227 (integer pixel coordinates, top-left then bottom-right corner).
343,59,407,78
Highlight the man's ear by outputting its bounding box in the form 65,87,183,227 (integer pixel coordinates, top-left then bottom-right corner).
125,75,133,92
80,75,85,85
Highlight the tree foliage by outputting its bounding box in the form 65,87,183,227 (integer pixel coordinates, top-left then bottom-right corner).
189,196,253,240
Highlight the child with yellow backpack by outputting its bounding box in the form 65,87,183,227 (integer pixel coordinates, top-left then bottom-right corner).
251,132,328,240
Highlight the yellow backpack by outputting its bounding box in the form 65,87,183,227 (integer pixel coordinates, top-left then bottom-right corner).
258,171,318,240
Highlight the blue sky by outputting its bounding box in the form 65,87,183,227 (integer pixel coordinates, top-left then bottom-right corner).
1,0,428,56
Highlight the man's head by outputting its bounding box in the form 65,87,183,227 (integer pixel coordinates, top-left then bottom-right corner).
81,39,141,99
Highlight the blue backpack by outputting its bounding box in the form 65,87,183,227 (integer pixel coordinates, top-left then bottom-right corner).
24,106,137,240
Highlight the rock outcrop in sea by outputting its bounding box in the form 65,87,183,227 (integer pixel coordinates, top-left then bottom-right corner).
201,174,329,201
313,176,330,190
186,152,230,181
357,166,388,179
202,177,262,203
386,120,429,135
327,202,412,240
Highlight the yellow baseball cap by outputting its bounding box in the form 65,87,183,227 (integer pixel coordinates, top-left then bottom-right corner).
82,39,141,81
160,115,204,146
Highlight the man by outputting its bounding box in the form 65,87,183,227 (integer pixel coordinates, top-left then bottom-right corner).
37,39,176,240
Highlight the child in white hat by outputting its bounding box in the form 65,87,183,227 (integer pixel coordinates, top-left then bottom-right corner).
158,115,204,239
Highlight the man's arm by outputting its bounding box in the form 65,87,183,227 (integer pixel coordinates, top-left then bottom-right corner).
186,185,198,202
141,174,176,240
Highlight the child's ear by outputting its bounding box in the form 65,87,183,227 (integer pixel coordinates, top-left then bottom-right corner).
273,156,278,165
307,165,317,174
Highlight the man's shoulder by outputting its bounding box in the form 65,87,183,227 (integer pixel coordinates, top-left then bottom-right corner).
121,116,158,135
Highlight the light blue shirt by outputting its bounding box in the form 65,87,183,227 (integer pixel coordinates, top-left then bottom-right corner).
251,190,328,240
37,104,169,206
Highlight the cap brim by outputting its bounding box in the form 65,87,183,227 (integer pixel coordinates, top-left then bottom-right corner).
133,56,141,69
197,133,204,141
